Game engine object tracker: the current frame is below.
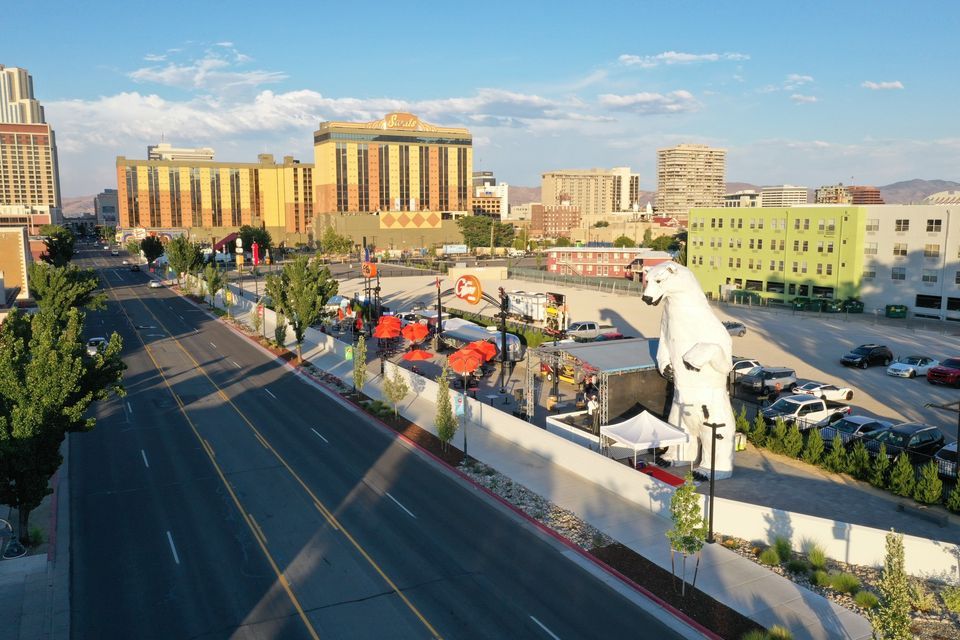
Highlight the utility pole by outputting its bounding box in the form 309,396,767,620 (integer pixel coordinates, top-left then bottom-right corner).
702,405,725,544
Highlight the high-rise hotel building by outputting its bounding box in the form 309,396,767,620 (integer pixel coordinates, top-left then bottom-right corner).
313,112,472,217
540,167,640,222
656,144,726,219
116,153,313,242
0,65,62,232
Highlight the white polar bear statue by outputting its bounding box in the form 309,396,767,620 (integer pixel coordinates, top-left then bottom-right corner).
641,261,736,479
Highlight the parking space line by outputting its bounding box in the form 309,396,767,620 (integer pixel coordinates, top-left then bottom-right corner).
386,492,416,519
166,531,181,565
310,428,328,443
530,616,560,640
265,388,277,400
141,449,150,468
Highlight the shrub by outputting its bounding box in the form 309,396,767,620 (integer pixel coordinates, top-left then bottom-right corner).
829,572,861,594
768,419,788,454
869,445,891,488
802,428,824,465
782,424,803,458
768,626,793,640
946,485,960,514
873,531,911,639
785,559,808,574
942,586,960,614
854,590,879,609
28,525,44,546
847,439,871,480
722,537,739,550
806,543,827,570
759,547,781,566
812,570,831,587
912,460,943,504
751,413,768,447
739,631,767,640
773,536,792,562
888,455,916,498
908,580,937,612
822,435,848,473
735,405,750,434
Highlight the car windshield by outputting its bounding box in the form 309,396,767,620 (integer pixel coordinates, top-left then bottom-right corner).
898,356,923,365
745,366,763,376
797,383,817,391
874,430,909,447
833,419,865,434
852,346,873,355
941,358,960,368
769,398,801,413
87,339,101,347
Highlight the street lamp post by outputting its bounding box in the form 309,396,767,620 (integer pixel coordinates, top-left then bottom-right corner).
702,404,725,544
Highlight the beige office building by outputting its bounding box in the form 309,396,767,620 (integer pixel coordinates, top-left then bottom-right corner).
0,65,44,124
0,225,31,304
656,144,726,219
540,167,640,222
760,185,808,208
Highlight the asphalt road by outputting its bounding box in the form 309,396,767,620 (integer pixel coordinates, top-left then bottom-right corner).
70,245,696,639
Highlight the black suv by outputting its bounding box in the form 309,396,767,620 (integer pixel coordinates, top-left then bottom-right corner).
841,344,893,369
860,423,945,463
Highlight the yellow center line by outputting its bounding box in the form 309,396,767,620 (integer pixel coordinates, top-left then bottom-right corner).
127,281,443,639
104,277,321,640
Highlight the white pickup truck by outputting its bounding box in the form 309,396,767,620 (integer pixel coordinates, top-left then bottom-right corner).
565,321,615,341
760,394,852,430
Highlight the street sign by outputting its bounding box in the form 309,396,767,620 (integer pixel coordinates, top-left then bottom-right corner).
454,275,482,305
361,262,377,278
455,393,465,417
235,237,243,247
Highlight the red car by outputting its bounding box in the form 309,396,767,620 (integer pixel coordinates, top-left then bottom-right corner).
927,357,960,387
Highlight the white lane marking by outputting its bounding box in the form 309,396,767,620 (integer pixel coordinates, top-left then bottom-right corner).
166,531,181,565
265,388,277,399
210,342,217,349
178,315,184,321
530,616,561,640
231,361,241,369
310,428,328,443
386,492,416,519
126,401,133,414
140,449,150,468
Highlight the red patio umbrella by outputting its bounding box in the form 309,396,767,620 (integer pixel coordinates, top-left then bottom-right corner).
401,323,430,344
402,349,433,362
448,348,483,376
378,315,401,326
373,323,401,339
465,340,497,362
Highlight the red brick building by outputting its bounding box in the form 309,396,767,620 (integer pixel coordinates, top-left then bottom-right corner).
531,204,581,238
545,247,673,278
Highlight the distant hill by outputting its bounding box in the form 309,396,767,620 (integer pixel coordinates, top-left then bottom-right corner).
509,185,540,205
61,195,95,217
878,179,960,204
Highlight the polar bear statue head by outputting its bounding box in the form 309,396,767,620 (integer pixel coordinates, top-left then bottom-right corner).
641,261,702,307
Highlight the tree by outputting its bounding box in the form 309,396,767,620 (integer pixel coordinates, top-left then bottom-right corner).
165,236,204,286
319,226,354,255
869,444,891,488
782,423,803,458
28,263,106,327
666,473,706,596
553,236,572,248
264,272,287,344
0,308,124,546
641,229,653,247
352,335,367,396
912,461,942,505
848,439,872,479
592,221,609,228
283,256,338,361
238,225,272,254
888,454,916,498
613,235,635,248
750,412,768,447
40,225,75,267
203,262,224,308
946,485,960,513
768,418,788,454
126,239,141,258
383,367,410,419
872,530,911,639
802,427,824,465
648,234,677,252
140,236,165,264
435,364,457,451
822,435,848,472
99,226,116,242
456,216,514,248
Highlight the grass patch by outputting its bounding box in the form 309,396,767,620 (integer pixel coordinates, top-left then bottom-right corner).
908,580,937,612
828,572,860,594
758,547,781,566
785,559,808,575
853,590,879,609
768,626,793,640
739,632,766,640
806,544,827,571
942,585,960,614
773,536,792,562
811,570,831,587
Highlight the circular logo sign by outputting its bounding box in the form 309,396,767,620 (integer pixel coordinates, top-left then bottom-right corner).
361,262,378,278
454,275,482,305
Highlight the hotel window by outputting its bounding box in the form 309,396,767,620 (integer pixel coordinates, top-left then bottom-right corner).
817,241,824,253
399,145,411,211
457,147,468,209
866,219,879,232
749,239,755,249
891,267,906,281
778,260,784,272
379,145,391,210
335,143,349,211
757,239,763,249
728,238,734,248
249,169,261,221
757,218,764,230
735,258,741,268
749,219,755,229
893,243,908,257
736,239,742,249
864,242,877,255
357,145,369,211
927,219,942,232
169,169,182,227
737,218,743,229
792,262,799,273
229,169,242,226
816,263,823,275
210,171,223,227
895,219,909,232
922,269,938,284
863,267,876,279
803,219,810,230
124,167,140,227
817,219,825,232
826,242,834,253
826,264,833,276
710,218,716,228
826,219,835,233
794,218,801,230
190,168,202,226
717,218,723,228
418,146,430,210
146,166,161,227
924,244,941,258
748,259,754,269
802,240,809,252
801,261,807,273
728,257,734,268
769,260,776,271
437,147,449,210
793,240,800,252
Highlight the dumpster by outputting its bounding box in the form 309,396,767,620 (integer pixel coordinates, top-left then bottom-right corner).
885,304,908,318
843,299,864,313
791,297,810,310
822,299,844,313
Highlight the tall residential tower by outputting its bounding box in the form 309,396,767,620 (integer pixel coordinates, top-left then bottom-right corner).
656,144,726,219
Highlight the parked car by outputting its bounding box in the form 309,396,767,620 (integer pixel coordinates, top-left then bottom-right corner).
130,264,140,272
739,366,797,395
861,423,945,463
886,355,938,378
840,344,893,369
722,320,747,337
565,321,615,340
934,442,957,479
110,249,119,256
86,336,106,356
927,357,960,387
761,394,851,430
819,416,892,450
148,280,164,289
731,357,761,375
790,381,854,402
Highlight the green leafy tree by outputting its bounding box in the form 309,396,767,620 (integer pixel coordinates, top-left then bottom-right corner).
99,226,116,242
872,530,911,640
735,405,750,435
782,423,803,458
768,418,788,454
945,485,960,513
435,365,457,451
264,272,288,344
912,461,942,505
273,317,287,347
666,474,707,596
869,444,891,488
455,216,514,248
0,308,124,545
238,225,273,254
28,263,106,327
641,229,653,247
165,236,204,286
802,427,824,465
319,226,354,255
282,256,338,361
203,262,225,308
823,435,849,472
750,413,768,447
125,239,141,258
592,220,609,228
352,335,367,395
649,234,678,252
383,367,410,419
848,439,872,480
613,235,635,248
40,225,76,267
140,236,165,264
553,236,572,247
888,455,916,497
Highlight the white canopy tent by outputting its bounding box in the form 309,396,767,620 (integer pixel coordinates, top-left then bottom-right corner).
600,411,689,467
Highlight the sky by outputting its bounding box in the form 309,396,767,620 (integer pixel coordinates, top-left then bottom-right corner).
3,0,958,196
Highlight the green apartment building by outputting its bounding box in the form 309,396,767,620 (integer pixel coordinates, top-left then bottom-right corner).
687,206,866,303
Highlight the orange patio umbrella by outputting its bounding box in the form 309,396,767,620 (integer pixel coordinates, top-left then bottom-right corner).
401,323,430,344
401,349,433,362
448,348,483,376
465,340,497,362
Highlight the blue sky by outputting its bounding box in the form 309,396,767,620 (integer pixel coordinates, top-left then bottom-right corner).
4,0,957,196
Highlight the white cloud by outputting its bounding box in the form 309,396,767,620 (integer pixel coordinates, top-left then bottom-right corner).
862,80,904,90
128,45,285,94
783,74,814,90
143,53,167,62
790,94,818,104
618,51,749,68
598,90,699,114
